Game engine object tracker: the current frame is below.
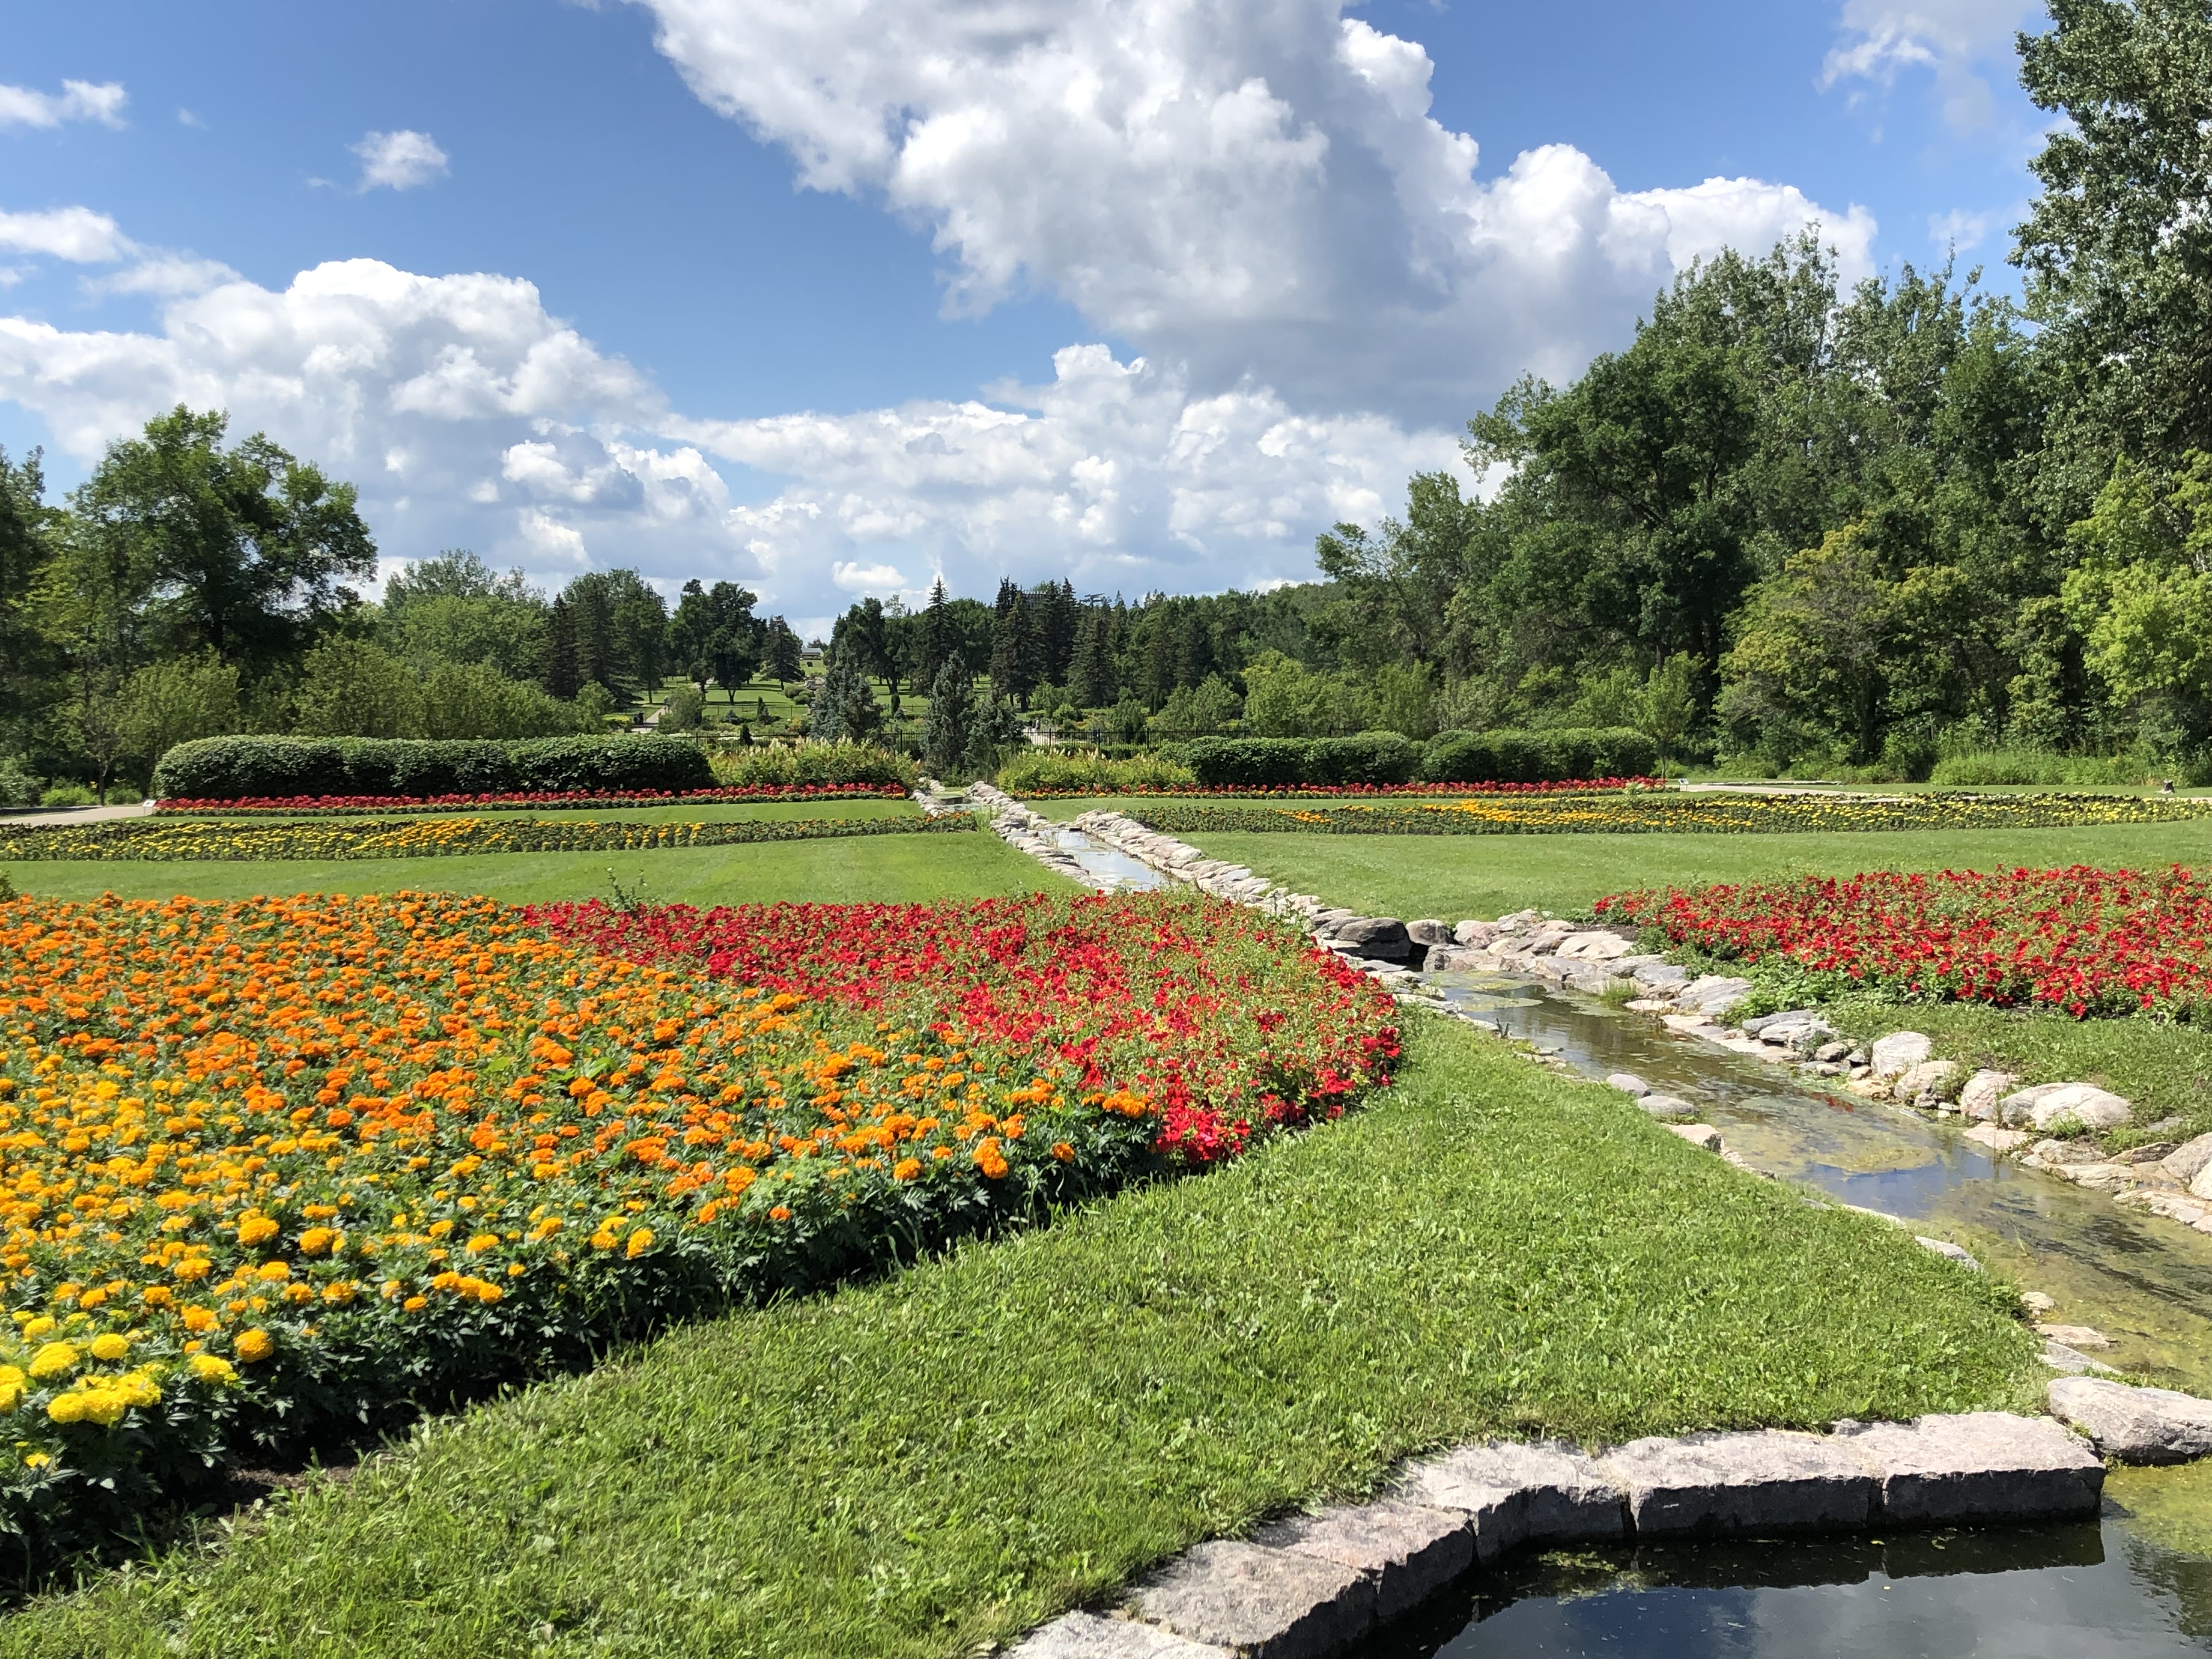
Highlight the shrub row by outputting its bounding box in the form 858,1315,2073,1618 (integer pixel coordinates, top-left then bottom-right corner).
706,741,917,789
1420,727,1659,784
150,735,712,802
1180,727,1659,787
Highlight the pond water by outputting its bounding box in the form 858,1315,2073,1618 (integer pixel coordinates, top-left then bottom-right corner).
1400,969,2212,1657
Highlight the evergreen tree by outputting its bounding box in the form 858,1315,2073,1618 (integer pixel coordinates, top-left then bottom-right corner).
915,577,951,690
1031,578,1080,685
923,652,975,777
764,616,804,691
810,650,882,744
543,595,581,699
1068,608,1118,708
988,586,1040,702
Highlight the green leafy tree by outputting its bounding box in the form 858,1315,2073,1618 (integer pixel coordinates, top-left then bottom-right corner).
71,407,374,673
291,639,427,737
116,652,244,786
764,616,805,692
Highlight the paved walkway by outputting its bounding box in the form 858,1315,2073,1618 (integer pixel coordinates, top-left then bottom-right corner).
1,800,157,827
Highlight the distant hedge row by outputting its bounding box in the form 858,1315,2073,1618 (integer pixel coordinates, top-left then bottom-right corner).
150,735,712,803
1181,727,1657,787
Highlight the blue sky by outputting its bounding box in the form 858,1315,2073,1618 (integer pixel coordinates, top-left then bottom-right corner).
0,0,2051,631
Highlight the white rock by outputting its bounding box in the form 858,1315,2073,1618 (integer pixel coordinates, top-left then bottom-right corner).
1604,1073,1651,1096
2166,1132,2212,1186
1556,932,1634,961
1869,1031,1933,1079
1962,1124,2030,1153
1957,1069,2019,1121
1667,1123,1723,1152
1914,1235,1982,1271
2035,1323,2112,1348
1893,1059,1963,1103
1395,1441,1624,1556
1639,1094,1697,1119
1836,1413,2103,1523
2004,1082,2133,1132
1600,1430,1875,1535
1009,1613,1231,1658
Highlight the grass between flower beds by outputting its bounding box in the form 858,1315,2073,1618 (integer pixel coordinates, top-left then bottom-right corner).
1169,821,2212,922
0,834,1064,906
2,1015,2035,1659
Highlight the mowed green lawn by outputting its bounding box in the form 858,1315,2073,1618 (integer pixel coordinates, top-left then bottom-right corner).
0,1017,2032,1659
1,830,1064,906
1164,820,2212,921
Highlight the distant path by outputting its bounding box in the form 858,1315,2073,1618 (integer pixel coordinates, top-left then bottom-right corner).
2,801,157,827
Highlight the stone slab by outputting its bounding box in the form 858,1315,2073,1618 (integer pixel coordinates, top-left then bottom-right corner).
2047,1377,2212,1464
1604,1072,1651,1096
1129,1542,1373,1659
1639,1094,1697,1118
1837,1412,2104,1522
1666,1123,1723,1151
1395,1441,1624,1557
1255,1500,1473,1623
1914,1235,1983,1271
1962,1124,2029,1153
1600,1430,1876,1536
1011,1612,1232,1658
1957,1069,2018,1119
2165,1132,2212,1186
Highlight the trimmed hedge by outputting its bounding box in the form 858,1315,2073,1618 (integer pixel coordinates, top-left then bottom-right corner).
1183,733,1419,787
150,735,712,803
1420,727,1658,783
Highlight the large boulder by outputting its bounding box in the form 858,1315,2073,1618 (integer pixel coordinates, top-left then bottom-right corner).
2047,1378,2212,1464
2163,1132,2212,1187
1556,932,1634,961
1957,1069,2019,1121
1869,1031,1933,1079
1452,919,1498,946
1406,919,1454,946
1678,975,1754,1019
2002,1082,2134,1132
1332,917,1414,961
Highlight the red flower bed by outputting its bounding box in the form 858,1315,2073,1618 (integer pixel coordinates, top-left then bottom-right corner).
1013,777,1668,799
156,783,910,815
531,891,1401,1161
1597,864,2212,1018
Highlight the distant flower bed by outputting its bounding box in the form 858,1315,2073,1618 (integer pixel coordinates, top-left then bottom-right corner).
1011,777,1667,799
156,784,912,816
1125,792,2212,837
0,812,969,863
0,889,1395,1550
1597,864,2212,1019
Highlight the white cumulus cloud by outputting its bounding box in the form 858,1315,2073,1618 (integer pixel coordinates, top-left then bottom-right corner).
632,0,1875,424
1824,0,2044,129
351,129,450,191
0,80,127,132
0,206,134,263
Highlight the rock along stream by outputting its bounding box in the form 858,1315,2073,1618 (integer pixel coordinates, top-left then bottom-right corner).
1036,823,2212,1653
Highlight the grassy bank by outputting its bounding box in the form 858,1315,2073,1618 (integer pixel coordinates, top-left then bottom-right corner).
2,1017,2032,1659
0,831,1058,906
1160,821,2212,922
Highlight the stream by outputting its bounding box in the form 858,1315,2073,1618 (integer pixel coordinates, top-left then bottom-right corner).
1039,823,2212,1652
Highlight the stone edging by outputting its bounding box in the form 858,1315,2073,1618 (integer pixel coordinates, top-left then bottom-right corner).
962,781,1115,889
1012,1411,2108,1658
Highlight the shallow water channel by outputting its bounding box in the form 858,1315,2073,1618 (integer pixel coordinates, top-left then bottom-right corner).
1034,826,2212,1650
1401,968,2212,1656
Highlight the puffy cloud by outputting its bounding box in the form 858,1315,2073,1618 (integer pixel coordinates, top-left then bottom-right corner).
1823,0,2043,129
351,129,450,191
0,80,127,132
0,242,1439,628
632,0,1875,423
0,206,133,263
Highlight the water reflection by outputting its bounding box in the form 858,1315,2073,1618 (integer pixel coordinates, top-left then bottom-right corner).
1361,1521,2211,1658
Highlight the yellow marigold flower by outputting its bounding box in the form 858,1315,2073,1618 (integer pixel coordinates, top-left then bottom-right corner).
893,1158,922,1182
22,1452,47,1469
256,1260,291,1282
45,1392,86,1425
768,1205,792,1221
88,1333,129,1362
20,1317,54,1339
1051,1142,1075,1163
180,1305,217,1333
236,1216,280,1247
298,1227,338,1256
402,1295,427,1312
187,1353,236,1385
233,1329,274,1363
465,1233,499,1252
320,1281,359,1305
27,1342,78,1380
588,1231,618,1250
624,1227,654,1259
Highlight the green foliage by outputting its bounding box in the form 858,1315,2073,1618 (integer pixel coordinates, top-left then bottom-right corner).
659,685,707,733
670,579,760,695
1240,649,1373,736
923,655,978,779
1148,674,1240,738
1420,726,1658,783
0,758,38,810
1928,747,2148,786
708,741,917,789
112,651,244,782
1184,732,1419,787
992,751,1198,793
809,652,884,746
150,735,713,802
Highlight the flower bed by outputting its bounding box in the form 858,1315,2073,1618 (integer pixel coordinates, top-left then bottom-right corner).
156,784,912,816
0,812,970,863
1124,792,2212,837
0,889,1394,1547
1598,864,2212,1019
1009,778,1666,799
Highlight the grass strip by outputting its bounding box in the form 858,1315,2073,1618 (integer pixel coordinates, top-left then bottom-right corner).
1125,793,2212,837
0,813,975,864
0,834,1063,907
0,1016,2034,1659
1161,821,2212,924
